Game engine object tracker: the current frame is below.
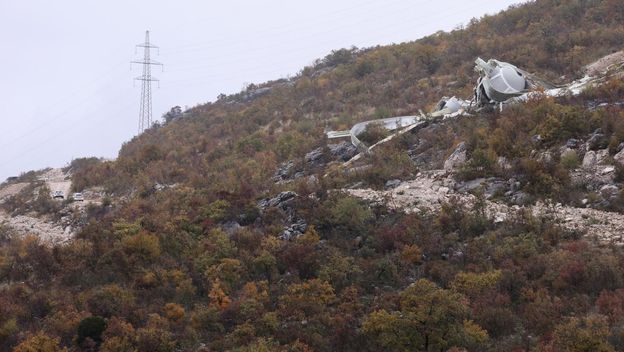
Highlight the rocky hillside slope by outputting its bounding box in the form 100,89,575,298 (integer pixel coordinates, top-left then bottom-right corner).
3,1,624,351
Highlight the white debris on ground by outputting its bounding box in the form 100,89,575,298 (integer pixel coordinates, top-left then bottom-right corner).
512,75,596,103
344,170,624,244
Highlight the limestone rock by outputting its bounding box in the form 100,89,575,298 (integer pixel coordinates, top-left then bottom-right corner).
582,149,608,168
566,138,581,149
258,191,297,210
328,142,357,162
305,147,325,166
510,192,531,205
614,149,624,165
444,142,467,171
280,218,308,240
385,179,401,189
497,156,512,171
537,151,554,165
600,185,619,200
273,161,297,183
588,129,607,150
455,178,485,193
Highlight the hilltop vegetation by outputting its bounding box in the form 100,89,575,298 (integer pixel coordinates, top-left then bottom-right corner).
2,1,624,351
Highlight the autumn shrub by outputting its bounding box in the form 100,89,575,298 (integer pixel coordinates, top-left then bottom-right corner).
582,77,624,102
136,327,175,352
121,232,162,264
474,306,517,338
318,252,361,290
516,157,569,198
279,279,335,318
612,165,624,185
163,303,185,323
354,59,375,78
0,318,18,348
363,279,488,351
436,196,466,234
190,305,224,335
13,332,68,352
534,101,590,144
548,315,614,352
65,157,101,175
83,285,135,318
457,148,498,181
356,142,417,187
328,196,373,235
357,123,389,146
452,270,502,299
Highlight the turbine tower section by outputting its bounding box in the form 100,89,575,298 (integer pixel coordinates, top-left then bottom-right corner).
132,30,163,134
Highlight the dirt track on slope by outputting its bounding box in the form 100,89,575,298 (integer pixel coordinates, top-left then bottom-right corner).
39,168,72,197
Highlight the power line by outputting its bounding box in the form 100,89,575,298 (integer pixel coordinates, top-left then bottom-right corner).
132,30,163,134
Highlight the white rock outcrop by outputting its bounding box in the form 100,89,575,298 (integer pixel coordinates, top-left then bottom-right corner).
444,142,467,171
582,149,609,168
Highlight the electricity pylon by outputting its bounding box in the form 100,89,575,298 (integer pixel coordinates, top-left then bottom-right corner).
132,30,163,134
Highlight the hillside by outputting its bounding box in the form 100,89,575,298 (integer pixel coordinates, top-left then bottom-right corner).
2,1,624,351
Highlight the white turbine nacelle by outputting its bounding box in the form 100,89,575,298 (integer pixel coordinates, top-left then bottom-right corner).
474,58,529,104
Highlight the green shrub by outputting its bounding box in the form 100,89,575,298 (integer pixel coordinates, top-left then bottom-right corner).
457,148,498,181
560,150,579,169
330,196,373,234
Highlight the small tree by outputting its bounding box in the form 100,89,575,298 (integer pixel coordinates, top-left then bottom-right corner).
14,331,68,352
162,106,182,124
363,279,488,351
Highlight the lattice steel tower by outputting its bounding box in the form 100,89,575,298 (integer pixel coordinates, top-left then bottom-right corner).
132,30,163,133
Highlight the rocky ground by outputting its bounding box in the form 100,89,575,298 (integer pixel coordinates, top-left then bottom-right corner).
267,113,624,245
344,168,624,245
584,49,624,76
0,211,72,244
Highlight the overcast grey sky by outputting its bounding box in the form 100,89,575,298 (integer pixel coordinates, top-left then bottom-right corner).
0,0,523,181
